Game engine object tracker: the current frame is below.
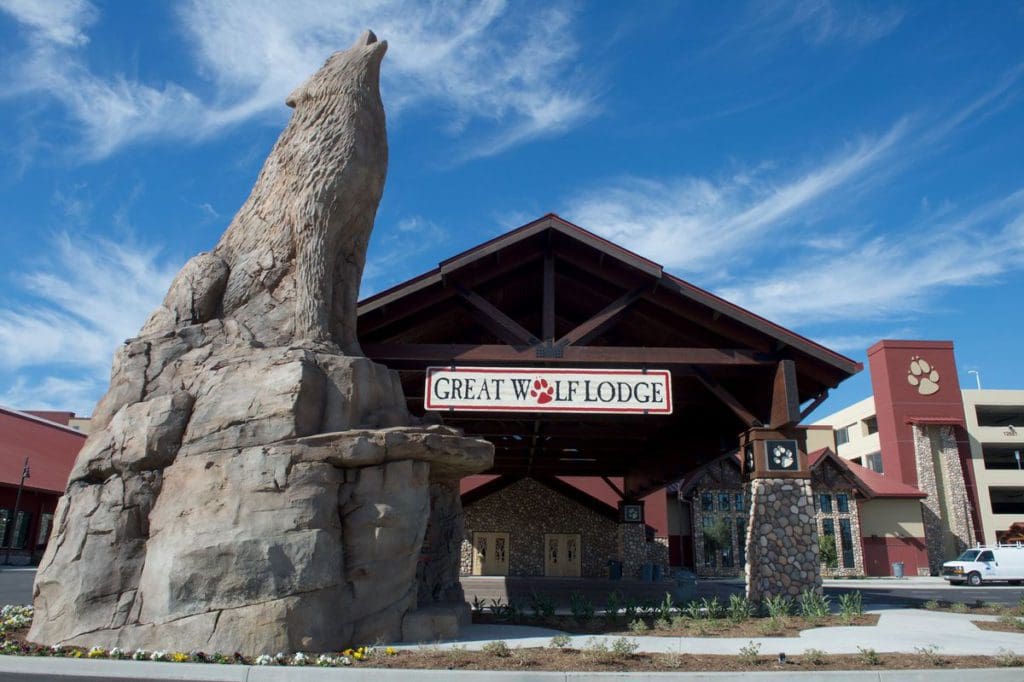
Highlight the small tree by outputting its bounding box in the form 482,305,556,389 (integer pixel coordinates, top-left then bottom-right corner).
819,534,838,569
703,517,732,563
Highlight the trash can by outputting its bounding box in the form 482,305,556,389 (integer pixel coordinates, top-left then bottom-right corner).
891,561,905,578
607,559,623,581
671,569,698,603
641,563,654,582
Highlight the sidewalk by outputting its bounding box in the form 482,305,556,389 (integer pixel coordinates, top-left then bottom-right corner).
393,608,1024,656
0,609,1021,680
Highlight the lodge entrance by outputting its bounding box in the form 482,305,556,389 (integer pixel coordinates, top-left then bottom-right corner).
358,214,860,591
472,532,510,576
544,533,582,577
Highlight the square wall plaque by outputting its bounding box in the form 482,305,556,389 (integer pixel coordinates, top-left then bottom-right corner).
765,439,799,472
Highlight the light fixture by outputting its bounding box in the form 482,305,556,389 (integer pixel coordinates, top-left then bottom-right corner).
559,457,597,463
778,652,786,664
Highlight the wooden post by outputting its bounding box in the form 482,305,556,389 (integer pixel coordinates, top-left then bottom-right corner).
3,457,30,565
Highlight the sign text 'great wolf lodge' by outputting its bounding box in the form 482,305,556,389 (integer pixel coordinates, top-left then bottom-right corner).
424,367,672,414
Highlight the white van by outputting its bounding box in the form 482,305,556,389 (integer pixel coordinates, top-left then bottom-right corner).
942,545,1024,586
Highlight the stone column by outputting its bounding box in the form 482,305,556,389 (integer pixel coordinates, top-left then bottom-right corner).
745,477,820,602
740,428,821,603
618,523,647,579
913,423,976,574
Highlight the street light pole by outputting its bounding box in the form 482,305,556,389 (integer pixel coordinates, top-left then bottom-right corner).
968,370,982,390
3,457,30,566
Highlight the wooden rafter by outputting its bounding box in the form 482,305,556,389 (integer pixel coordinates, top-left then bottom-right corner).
769,359,801,428
800,390,830,421
557,285,648,347
456,285,539,346
694,368,762,428
542,251,555,341
362,343,775,366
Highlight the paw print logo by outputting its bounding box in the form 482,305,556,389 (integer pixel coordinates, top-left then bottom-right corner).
771,444,794,469
907,356,940,396
529,378,554,405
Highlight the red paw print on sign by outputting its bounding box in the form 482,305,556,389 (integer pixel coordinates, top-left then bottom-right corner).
530,378,554,404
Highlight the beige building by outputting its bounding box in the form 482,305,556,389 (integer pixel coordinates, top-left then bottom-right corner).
962,390,1024,544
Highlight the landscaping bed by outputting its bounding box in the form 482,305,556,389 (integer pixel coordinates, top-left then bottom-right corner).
921,597,1024,617
973,617,1024,634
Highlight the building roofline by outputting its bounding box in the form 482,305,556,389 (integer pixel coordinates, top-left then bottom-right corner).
0,406,88,438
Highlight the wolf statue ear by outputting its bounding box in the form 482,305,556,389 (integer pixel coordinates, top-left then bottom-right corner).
285,82,305,108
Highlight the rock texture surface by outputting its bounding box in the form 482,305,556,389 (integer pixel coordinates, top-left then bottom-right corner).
744,477,821,603
29,31,492,654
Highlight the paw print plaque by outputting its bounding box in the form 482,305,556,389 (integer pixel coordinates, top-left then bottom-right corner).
765,439,799,472
907,356,940,396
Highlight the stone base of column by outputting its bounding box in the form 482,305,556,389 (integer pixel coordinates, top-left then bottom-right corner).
618,523,647,579
913,424,976,575
745,477,820,603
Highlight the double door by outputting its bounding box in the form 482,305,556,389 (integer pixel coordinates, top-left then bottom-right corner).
544,533,581,577
472,532,510,576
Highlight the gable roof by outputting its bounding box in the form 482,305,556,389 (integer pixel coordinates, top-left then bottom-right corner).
360,214,861,381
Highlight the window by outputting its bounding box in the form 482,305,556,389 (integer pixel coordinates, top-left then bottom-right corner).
836,493,850,513
865,452,884,473
863,416,878,435
736,518,747,566
821,518,835,537
819,494,833,513
734,493,745,512
718,492,731,512
978,550,995,562
989,487,1024,515
702,516,717,567
976,405,1024,428
982,446,1024,470
37,513,54,547
836,424,853,446
839,518,855,568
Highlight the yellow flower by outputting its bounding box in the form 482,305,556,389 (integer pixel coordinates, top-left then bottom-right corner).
342,648,353,656
171,652,189,663
385,646,396,656
353,651,364,660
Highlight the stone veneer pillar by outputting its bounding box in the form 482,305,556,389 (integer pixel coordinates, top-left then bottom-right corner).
745,477,820,602
913,423,976,574
618,523,647,579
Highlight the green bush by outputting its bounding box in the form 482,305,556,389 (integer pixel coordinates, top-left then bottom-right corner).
548,633,572,649
737,640,760,665
728,594,755,622
569,592,595,624
529,591,556,620
802,648,827,665
628,618,649,633
799,589,831,619
482,640,511,658
657,593,675,622
610,637,639,658
857,646,881,666
604,590,622,623
818,534,838,569
838,591,863,620
764,594,793,619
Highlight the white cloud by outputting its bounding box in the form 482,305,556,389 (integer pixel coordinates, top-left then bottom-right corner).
0,0,96,47
746,0,904,48
0,234,180,412
1,0,593,161
565,120,906,276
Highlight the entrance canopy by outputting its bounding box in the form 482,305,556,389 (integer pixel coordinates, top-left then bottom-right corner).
358,215,860,497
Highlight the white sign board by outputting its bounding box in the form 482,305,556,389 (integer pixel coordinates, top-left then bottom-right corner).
424,367,672,414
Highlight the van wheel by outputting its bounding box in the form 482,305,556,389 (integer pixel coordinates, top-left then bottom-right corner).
967,572,982,586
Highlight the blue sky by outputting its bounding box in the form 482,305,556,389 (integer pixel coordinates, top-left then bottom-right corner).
0,1,1022,418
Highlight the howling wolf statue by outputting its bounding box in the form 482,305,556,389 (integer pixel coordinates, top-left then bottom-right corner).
28,31,492,655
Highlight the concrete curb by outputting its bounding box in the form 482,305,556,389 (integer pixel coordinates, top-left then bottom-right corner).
0,656,1022,681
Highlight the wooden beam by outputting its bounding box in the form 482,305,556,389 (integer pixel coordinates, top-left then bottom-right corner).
557,286,647,347
799,390,829,421
769,359,801,428
694,369,762,428
542,251,555,341
363,343,775,366
601,476,625,499
456,285,539,346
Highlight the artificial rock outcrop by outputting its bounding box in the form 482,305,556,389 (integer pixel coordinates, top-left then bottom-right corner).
29,31,493,654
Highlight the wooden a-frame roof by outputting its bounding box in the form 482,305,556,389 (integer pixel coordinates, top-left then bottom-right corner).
357,214,861,497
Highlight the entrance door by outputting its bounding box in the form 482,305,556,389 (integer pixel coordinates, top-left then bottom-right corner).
544,533,582,577
472,532,510,576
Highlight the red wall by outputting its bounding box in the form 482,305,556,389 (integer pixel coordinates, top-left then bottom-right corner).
862,536,929,577
0,487,59,560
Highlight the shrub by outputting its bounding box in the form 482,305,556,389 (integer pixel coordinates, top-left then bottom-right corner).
663,648,684,668
471,595,485,612
654,617,673,631
764,595,792,620
482,640,511,658
684,600,703,620
569,592,596,624
838,591,863,621
857,646,881,666
657,593,675,622
701,596,723,620
757,618,784,636
529,591,556,621
622,598,640,624
445,644,471,666
799,589,831,619
802,648,827,665
915,644,947,666
728,594,755,623
923,599,940,611
487,598,509,620
995,647,1023,667
581,637,608,661
604,590,622,623
949,602,968,614
609,637,639,659
737,640,761,665
628,618,649,634
548,633,572,649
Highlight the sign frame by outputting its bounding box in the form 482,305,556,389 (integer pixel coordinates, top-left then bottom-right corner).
424,366,673,415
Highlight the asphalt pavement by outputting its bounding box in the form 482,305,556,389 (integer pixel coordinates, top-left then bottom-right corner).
0,569,34,606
